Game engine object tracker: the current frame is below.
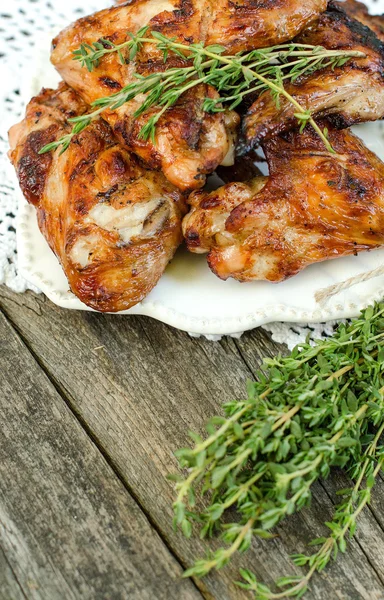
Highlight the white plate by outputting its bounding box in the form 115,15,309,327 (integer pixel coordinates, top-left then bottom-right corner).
16,2,384,335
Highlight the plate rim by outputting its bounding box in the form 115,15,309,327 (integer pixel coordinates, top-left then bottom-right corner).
17,195,384,334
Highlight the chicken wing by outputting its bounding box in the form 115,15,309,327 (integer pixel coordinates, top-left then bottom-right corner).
242,1,384,152
51,0,326,190
341,0,384,41
9,83,186,312
204,0,327,55
184,124,384,282
51,1,238,192
114,0,326,53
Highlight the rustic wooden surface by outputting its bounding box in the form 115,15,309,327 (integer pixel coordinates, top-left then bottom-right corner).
1,285,384,600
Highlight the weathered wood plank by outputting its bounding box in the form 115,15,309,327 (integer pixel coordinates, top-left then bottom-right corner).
0,307,202,600
0,546,27,600
1,287,384,599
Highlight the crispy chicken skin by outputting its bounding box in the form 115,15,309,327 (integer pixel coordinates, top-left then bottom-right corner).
184,124,384,282
199,0,327,55
51,0,326,190
9,84,186,312
114,0,327,53
242,1,384,152
50,1,240,192
340,0,384,41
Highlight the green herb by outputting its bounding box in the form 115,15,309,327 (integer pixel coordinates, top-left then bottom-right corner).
39,28,365,155
171,303,384,599
237,424,384,599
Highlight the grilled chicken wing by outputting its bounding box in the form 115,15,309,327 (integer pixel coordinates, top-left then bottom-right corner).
9,84,186,312
114,0,326,53
51,1,238,192
184,124,384,282
341,0,384,41
242,1,384,152
51,0,326,190
201,0,327,54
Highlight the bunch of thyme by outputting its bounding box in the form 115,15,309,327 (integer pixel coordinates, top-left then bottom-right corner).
40,28,365,155
171,303,384,599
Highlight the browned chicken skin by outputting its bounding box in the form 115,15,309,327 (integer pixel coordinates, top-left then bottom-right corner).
51,0,326,190
341,0,384,41
51,1,237,192
9,84,186,312
203,0,327,54
114,0,327,53
184,124,384,282
242,1,384,152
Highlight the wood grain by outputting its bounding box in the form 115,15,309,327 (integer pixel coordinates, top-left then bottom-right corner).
1,287,384,599
0,547,27,600
0,307,202,600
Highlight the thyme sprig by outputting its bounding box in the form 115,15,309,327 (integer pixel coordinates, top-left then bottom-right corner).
238,424,384,599
171,303,384,599
39,29,365,155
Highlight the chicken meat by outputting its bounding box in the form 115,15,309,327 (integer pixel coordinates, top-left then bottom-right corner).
9,83,186,312
51,0,326,190
184,123,384,282
242,1,384,152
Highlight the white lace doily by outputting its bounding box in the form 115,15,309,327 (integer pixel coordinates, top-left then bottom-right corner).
0,0,107,293
0,0,351,348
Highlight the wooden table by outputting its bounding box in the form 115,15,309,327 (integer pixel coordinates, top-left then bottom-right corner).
1,286,384,600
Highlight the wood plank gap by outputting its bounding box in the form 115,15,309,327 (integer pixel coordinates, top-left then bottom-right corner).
0,306,206,600
232,338,260,379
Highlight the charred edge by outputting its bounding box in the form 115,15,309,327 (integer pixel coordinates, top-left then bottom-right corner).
98,76,122,90
17,126,57,206
328,1,384,58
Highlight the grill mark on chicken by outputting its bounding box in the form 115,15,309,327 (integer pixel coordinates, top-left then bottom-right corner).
97,184,119,201
116,0,327,52
16,125,57,205
99,76,122,90
51,0,233,191
8,83,187,312
242,1,384,153
183,123,384,282
327,1,383,52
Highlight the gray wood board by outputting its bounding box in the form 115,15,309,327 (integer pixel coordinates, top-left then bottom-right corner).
0,546,27,600
1,287,384,599
0,307,202,600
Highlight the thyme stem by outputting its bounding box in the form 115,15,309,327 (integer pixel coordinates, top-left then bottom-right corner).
39,31,366,155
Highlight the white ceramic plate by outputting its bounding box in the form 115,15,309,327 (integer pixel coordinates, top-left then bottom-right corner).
16,2,384,335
